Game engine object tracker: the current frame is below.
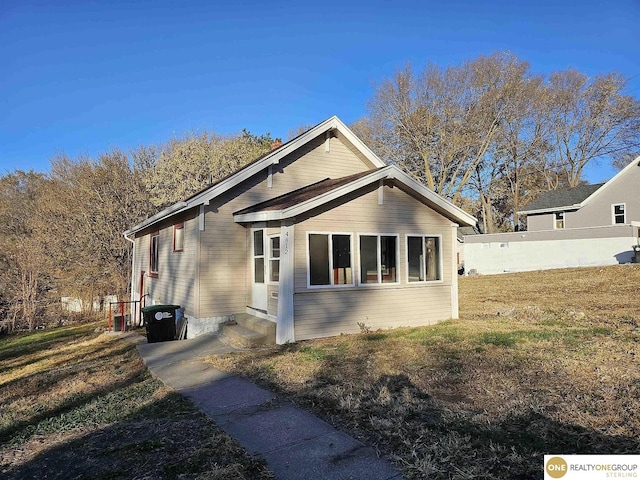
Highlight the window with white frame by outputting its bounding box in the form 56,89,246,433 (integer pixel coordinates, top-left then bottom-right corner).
554,212,565,229
150,232,159,276
308,233,353,286
407,235,441,282
359,234,398,284
173,223,184,252
613,204,626,224
269,235,280,283
253,230,265,284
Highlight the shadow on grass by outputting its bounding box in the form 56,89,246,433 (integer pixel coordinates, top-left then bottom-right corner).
0,368,149,445
2,391,271,480
213,340,640,480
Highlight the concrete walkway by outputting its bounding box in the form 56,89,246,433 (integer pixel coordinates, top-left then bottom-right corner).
127,333,403,480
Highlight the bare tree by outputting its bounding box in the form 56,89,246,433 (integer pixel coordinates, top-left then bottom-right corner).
132,130,274,209
364,52,538,231
40,151,153,303
0,172,52,331
547,70,640,186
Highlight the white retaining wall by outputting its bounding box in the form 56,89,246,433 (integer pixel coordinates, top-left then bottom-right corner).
464,225,639,275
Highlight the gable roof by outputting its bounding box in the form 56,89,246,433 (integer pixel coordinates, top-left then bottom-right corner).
124,116,386,236
519,183,604,214
233,165,477,226
518,155,640,216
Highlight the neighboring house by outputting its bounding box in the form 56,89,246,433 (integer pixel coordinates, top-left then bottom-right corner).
464,156,640,275
124,116,476,344
455,225,481,275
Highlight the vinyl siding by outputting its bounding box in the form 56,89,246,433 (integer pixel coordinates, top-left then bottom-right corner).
569,164,640,227
292,183,455,341
134,211,198,316
197,135,372,318
526,163,640,231
294,286,452,340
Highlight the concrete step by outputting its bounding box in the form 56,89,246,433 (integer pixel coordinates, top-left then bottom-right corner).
235,313,276,341
220,323,269,348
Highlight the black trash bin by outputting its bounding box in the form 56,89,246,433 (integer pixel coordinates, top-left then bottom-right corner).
141,305,180,343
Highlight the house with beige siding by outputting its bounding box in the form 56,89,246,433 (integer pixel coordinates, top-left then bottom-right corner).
124,116,476,344
464,156,640,275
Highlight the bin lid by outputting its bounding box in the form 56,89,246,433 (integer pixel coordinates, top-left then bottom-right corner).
141,304,181,313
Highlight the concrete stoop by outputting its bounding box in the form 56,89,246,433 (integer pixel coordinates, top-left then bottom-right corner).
220,313,276,348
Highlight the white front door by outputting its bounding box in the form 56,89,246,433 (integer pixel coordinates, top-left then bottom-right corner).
251,227,267,311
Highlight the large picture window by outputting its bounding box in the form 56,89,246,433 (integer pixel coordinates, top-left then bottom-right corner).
150,232,159,276
407,235,441,282
359,234,398,284
308,233,353,286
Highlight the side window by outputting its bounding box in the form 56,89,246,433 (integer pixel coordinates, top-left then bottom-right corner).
359,234,398,284
150,232,159,276
173,223,184,252
308,233,353,287
407,235,441,282
554,212,565,229
613,204,626,224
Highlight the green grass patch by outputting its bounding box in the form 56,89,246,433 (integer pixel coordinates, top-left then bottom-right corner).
298,346,329,362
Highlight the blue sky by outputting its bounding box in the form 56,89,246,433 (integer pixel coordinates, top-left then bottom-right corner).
1,0,638,183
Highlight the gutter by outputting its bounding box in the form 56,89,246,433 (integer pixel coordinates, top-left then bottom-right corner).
124,201,189,236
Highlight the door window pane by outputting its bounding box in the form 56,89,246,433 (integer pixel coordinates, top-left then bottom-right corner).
269,236,280,282
253,230,264,283
254,230,264,256
254,258,265,283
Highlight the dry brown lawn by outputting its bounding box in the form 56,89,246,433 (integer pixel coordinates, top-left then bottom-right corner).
207,265,640,479
0,322,272,480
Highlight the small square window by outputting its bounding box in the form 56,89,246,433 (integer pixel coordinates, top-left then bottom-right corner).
554,212,565,229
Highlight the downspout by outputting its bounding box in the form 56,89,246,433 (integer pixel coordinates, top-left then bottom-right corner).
123,232,137,325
